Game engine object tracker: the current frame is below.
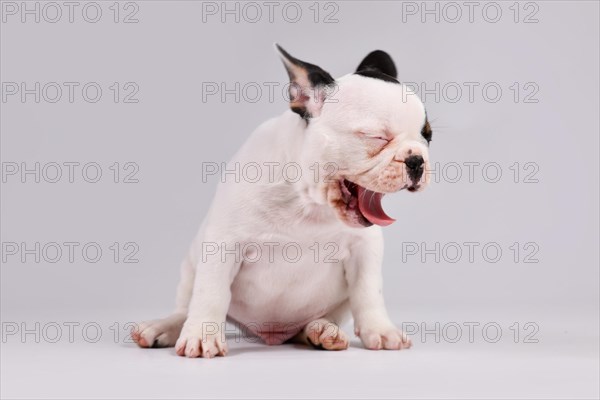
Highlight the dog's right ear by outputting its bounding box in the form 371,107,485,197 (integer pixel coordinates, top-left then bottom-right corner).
275,44,334,120
356,50,397,79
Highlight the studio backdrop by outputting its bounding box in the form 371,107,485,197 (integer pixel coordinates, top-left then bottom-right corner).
1,1,598,399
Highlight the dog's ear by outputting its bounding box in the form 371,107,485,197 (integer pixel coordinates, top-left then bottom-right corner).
356,50,397,79
275,44,335,119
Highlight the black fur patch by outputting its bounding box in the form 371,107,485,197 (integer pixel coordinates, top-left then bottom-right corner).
421,118,432,144
355,50,398,83
355,69,399,84
276,44,334,88
276,44,334,119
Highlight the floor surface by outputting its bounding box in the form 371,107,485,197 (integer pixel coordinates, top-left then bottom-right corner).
2,309,598,399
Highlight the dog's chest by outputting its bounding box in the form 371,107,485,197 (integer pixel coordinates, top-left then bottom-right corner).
227,232,353,337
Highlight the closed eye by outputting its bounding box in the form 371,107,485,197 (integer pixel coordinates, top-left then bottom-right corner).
358,132,391,144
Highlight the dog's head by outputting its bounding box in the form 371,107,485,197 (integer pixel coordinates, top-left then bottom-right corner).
277,45,432,228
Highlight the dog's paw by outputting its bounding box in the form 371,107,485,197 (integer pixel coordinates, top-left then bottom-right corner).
305,319,349,350
355,323,412,350
132,314,186,348
175,321,228,358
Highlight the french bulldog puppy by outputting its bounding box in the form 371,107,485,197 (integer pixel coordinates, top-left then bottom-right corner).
133,45,432,358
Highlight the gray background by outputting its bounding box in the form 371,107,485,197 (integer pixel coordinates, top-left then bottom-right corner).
1,1,598,398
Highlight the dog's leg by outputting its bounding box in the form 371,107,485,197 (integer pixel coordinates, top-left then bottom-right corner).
174,243,241,359
292,301,351,350
131,313,186,348
345,232,412,350
132,254,196,348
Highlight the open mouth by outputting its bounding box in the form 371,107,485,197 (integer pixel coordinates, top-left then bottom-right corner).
340,179,396,227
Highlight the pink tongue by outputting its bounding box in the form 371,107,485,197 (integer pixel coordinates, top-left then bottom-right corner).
356,186,396,226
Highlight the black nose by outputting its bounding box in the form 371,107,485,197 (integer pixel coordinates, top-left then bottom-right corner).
405,155,424,170
405,155,424,181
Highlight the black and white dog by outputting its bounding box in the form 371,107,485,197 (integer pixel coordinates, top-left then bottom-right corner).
133,45,432,358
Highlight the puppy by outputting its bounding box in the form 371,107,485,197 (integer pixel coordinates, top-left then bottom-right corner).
133,45,432,357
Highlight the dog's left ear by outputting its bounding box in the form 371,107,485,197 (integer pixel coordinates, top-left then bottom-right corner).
356,50,397,79
275,44,335,119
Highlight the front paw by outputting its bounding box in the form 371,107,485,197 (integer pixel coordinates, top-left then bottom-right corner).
355,322,412,350
175,320,228,358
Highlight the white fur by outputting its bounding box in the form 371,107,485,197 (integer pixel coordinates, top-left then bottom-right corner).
133,69,429,357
